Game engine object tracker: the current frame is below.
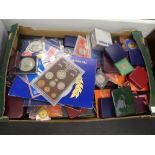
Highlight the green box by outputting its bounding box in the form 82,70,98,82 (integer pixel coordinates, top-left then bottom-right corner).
114,58,134,75
112,87,136,117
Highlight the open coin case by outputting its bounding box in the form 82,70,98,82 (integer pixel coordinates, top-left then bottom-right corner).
31,56,84,106
15,56,38,74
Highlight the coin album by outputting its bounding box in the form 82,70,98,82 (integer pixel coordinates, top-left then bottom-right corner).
5,28,151,121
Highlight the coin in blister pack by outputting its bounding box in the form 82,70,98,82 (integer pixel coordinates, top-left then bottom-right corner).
28,40,44,52
95,69,109,89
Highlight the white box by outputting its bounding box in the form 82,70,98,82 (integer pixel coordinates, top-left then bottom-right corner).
90,28,112,51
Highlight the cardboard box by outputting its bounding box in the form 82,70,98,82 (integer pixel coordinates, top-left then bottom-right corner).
0,24,155,123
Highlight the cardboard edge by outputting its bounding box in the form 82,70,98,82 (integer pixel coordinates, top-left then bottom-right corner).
0,24,19,117
132,31,155,115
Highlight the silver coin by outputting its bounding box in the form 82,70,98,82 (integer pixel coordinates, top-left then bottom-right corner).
49,81,56,87
96,74,105,84
56,70,66,79
20,57,35,72
45,72,54,80
29,41,43,52
57,82,65,90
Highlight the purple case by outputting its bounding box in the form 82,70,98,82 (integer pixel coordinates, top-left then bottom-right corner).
64,35,77,48
103,53,119,73
98,98,116,118
105,44,127,62
125,39,144,66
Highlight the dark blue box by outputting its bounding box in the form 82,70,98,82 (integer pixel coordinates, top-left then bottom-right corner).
105,44,127,62
64,35,77,48
125,39,144,66
98,98,116,118
91,49,104,67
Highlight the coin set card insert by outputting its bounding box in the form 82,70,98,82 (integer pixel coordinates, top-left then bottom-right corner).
31,57,84,106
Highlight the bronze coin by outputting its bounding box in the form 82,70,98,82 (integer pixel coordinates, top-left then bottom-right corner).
44,86,51,93
37,80,45,88
51,93,57,99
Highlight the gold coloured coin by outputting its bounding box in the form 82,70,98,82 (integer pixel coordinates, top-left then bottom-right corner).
44,86,51,93
51,93,57,99
38,107,49,119
37,80,45,88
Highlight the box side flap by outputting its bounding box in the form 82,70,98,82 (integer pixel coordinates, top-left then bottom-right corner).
0,24,18,117
19,26,88,37
132,31,155,115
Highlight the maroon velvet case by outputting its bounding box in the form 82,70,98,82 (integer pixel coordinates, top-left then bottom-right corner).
128,67,148,89
5,96,24,119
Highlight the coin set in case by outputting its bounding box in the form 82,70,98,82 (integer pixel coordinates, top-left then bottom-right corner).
31,56,84,105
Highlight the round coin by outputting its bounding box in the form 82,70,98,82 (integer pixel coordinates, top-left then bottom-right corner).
38,107,49,119
51,93,57,99
45,72,54,80
20,57,35,72
56,70,66,79
49,81,56,87
29,41,43,52
37,80,45,88
96,74,105,84
44,86,51,93
57,82,65,90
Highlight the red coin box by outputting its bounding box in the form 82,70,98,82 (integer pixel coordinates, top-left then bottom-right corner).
5,96,24,119
128,67,148,89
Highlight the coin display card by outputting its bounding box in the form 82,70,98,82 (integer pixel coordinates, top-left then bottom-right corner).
15,56,38,74
95,70,109,89
73,35,91,58
31,56,84,106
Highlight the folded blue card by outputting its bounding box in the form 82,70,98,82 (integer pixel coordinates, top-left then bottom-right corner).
59,56,97,108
